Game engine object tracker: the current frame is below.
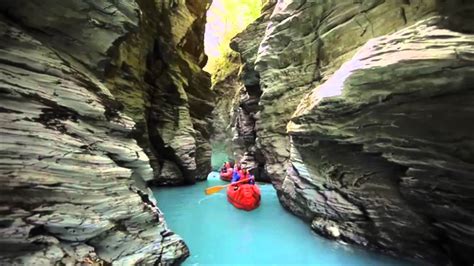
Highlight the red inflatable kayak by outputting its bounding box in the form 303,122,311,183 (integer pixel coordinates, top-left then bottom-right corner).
220,169,232,181
219,162,233,181
227,184,261,211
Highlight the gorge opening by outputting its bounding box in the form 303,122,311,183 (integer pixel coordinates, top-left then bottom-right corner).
0,0,473,265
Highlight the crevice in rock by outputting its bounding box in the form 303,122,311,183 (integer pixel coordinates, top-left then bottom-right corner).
210,1,276,181
28,225,49,238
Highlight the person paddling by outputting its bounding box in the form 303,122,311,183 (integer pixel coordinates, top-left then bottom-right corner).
220,163,226,173
243,169,255,185
219,161,233,181
231,166,255,185
231,163,242,183
248,171,255,185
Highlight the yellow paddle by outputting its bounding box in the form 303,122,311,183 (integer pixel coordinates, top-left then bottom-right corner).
205,178,251,195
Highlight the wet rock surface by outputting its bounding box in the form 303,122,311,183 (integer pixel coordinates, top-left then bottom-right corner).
104,0,214,184
287,17,474,263
220,0,474,264
211,0,276,181
0,0,212,263
253,0,440,190
3,0,215,186
210,59,241,169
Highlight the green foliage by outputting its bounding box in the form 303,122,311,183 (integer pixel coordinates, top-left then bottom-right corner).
204,0,262,77
210,51,240,84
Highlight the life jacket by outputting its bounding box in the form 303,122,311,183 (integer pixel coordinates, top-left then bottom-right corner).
232,169,241,183
221,162,233,175
248,174,255,185
221,167,233,179
226,162,233,174
238,169,250,183
238,169,245,179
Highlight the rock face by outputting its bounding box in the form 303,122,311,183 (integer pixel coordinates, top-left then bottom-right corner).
287,16,474,263
1,0,214,186
254,0,443,190
0,0,212,264
211,0,276,181
223,0,474,264
210,56,240,170
105,0,214,184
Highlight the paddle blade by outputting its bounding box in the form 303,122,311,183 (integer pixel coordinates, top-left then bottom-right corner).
205,185,225,195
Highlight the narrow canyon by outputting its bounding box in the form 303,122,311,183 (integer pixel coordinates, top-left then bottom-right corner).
0,0,473,265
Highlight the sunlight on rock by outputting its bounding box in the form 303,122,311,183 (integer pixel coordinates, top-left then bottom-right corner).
1,0,473,264
204,0,261,73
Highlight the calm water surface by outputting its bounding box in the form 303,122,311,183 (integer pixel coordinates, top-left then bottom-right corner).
153,172,408,265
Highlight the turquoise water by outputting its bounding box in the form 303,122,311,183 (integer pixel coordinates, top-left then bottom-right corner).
153,172,407,265
210,142,231,170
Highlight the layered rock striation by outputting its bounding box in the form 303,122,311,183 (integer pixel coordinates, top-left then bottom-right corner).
222,0,474,264
1,0,214,187
104,0,214,185
211,0,276,181
210,55,241,170
287,16,474,263
0,0,212,264
254,0,442,189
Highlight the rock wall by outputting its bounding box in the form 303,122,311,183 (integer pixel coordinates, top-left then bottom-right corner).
0,0,212,264
288,16,474,263
225,0,474,264
254,0,442,189
211,0,276,181
210,54,240,170
105,0,214,185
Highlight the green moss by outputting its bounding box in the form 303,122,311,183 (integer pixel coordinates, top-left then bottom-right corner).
204,0,262,78
210,51,241,85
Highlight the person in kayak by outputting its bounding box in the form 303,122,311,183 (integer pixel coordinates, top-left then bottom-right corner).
248,171,256,185
232,167,255,185
244,169,255,185
231,163,242,183
220,161,232,173
220,161,234,181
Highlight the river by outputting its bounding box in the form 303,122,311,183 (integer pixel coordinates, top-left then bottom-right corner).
153,172,407,265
